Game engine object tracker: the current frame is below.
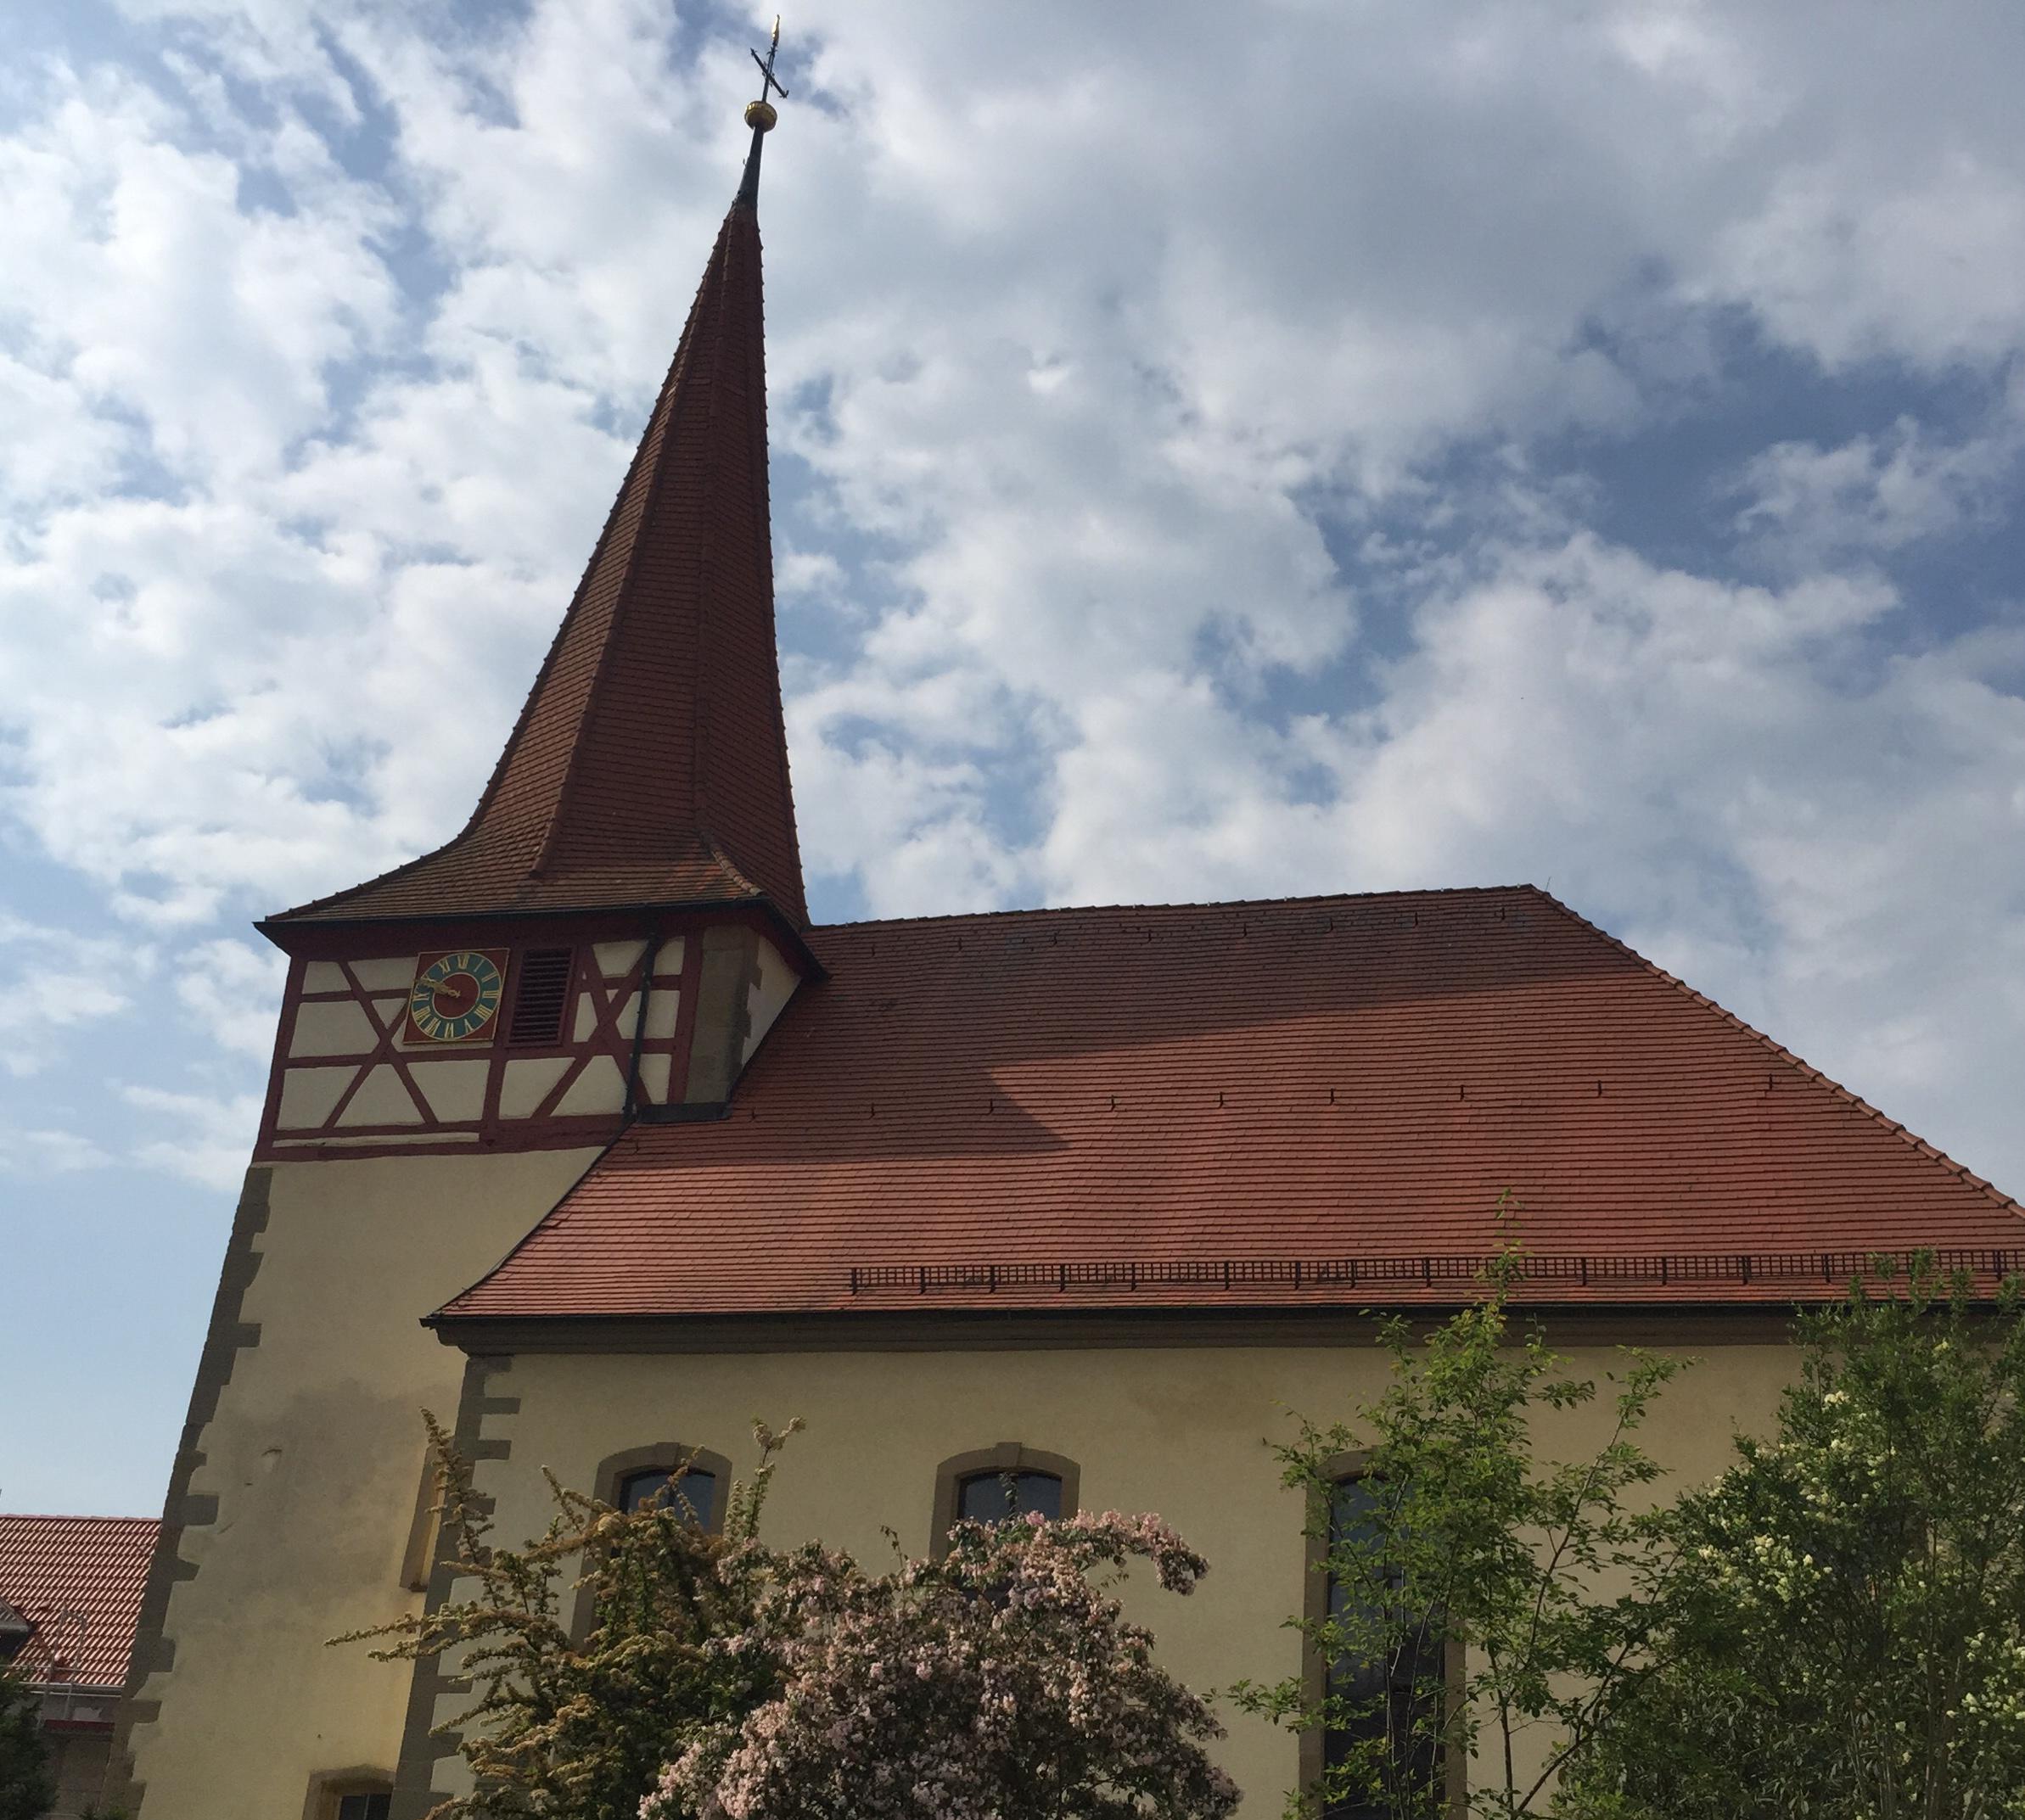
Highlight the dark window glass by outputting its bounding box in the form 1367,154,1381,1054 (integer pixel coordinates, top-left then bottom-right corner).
508,948,574,1046
337,1795,391,1820
957,1470,1062,1525
1323,1476,1442,1820
620,1466,717,1524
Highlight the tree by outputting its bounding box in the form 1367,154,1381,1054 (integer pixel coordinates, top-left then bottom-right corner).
1236,1243,1686,1819
341,1414,800,1820
648,1506,1241,1820
1565,1261,2025,1820
0,1657,56,1820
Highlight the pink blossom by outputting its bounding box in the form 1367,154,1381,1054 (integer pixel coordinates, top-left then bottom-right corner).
644,1511,1237,1820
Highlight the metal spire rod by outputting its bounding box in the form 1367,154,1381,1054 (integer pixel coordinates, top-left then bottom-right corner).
737,15,785,206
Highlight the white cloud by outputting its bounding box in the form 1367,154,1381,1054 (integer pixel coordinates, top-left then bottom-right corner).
777,547,844,600
121,1085,265,1190
0,64,397,482
0,1126,111,1176
1732,412,2024,568
174,937,289,1058
1709,154,2025,372
0,913,156,1075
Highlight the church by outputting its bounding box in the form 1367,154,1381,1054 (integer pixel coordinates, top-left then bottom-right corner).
111,71,2025,1820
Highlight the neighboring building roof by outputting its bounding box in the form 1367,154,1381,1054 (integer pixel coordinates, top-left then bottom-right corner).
269,185,805,930
438,887,2023,1323
0,1515,159,1690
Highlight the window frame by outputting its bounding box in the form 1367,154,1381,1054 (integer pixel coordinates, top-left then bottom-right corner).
567,1441,734,1643
929,1442,1080,1559
590,1442,732,1529
615,1463,725,1521
1300,1451,1464,1819
301,1768,393,1820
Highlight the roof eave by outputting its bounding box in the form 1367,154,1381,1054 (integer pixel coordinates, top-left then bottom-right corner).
256,892,825,979
421,1298,1855,1356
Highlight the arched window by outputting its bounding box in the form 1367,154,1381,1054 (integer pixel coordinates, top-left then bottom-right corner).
1304,1461,1447,1819
618,1464,720,1522
569,1442,734,1644
591,1444,731,1530
957,1468,1062,1524
931,1444,1080,1556
306,1770,393,1820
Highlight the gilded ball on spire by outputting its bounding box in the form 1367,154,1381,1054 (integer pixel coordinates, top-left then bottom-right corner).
744,98,778,132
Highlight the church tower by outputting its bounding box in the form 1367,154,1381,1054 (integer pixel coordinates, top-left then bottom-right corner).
114,77,807,1820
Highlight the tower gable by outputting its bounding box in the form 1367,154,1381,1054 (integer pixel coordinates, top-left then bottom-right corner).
255,911,800,1162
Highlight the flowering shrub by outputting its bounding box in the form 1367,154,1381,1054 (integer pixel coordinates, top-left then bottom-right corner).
646,1508,1239,1820
339,1415,799,1820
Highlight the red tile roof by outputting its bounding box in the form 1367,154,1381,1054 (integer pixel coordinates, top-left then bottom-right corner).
437,888,2022,1322
271,190,805,929
0,1515,158,1690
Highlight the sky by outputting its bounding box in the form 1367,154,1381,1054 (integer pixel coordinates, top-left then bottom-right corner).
3,0,2023,1516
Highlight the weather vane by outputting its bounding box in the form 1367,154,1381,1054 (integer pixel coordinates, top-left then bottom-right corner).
747,17,788,129
737,16,785,203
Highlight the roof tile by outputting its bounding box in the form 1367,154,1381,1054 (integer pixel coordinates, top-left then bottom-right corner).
0,1515,158,1690
439,887,2023,1320
272,193,804,927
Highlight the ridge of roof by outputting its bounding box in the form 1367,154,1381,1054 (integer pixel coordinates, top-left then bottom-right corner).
0,1514,159,1526
1533,888,2025,1224
805,882,1533,938
698,831,770,904
808,883,2017,1224
270,183,805,929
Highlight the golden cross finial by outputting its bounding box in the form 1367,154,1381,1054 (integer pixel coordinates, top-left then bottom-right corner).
751,17,788,109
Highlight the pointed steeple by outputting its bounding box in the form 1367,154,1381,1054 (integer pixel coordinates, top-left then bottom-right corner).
272,93,806,930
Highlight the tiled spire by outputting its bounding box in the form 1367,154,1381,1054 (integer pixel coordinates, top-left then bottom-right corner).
272,167,805,927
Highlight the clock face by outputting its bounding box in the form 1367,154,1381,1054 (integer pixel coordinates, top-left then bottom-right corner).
405,949,508,1044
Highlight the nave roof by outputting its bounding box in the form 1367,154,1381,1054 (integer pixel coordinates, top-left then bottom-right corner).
438,885,2024,1326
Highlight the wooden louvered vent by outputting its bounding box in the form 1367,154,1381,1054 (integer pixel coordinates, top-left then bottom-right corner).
508,949,574,1046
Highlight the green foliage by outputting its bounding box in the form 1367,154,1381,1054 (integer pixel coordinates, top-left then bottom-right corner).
0,1659,55,1820
1566,1260,2025,1820
340,1412,801,1820
1236,1225,1686,1819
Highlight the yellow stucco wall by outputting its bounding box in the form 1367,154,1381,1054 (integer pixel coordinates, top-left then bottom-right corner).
125,1150,604,1820
125,1136,1800,1820
461,1336,1795,1816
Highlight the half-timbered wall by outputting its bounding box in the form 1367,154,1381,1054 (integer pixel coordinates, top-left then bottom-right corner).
255,923,799,1162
